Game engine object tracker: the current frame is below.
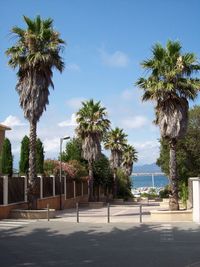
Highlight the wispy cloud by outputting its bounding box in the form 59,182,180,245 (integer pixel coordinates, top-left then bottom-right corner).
1,115,26,127
121,116,149,129
66,97,85,110
58,113,77,127
66,63,80,71
99,48,129,68
43,137,60,153
132,140,160,164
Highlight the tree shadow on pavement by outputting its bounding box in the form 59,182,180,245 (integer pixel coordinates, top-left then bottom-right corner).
0,222,200,267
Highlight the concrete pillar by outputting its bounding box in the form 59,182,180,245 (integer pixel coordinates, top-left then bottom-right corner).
73,181,76,198
50,175,55,197
191,177,200,223
64,176,67,200
3,175,8,205
38,175,43,199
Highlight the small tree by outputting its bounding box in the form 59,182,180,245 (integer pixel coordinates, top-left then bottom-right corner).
19,135,29,175
1,138,13,176
61,138,83,162
36,138,44,174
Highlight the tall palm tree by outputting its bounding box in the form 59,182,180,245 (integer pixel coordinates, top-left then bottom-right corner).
6,16,65,207
76,99,110,201
104,127,127,197
136,40,200,210
122,144,138,176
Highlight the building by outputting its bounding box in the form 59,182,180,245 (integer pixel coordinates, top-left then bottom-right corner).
0,124,11,153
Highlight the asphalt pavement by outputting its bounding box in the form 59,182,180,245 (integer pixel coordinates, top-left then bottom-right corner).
1,216,200,267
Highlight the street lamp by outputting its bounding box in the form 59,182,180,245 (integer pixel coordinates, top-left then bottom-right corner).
60,136,70,210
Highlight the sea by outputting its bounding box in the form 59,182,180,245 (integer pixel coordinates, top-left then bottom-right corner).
131,175,169,189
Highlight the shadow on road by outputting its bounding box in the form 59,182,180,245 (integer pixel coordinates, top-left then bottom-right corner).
0,221,200,267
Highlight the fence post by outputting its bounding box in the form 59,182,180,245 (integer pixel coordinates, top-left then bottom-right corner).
73,181,76,198
47,203,50,221
139,204,142,223
3,175,8,205
50,175,55,197
107,203,110,223
76,202,79,223
38,175,43,199
64,175,67,200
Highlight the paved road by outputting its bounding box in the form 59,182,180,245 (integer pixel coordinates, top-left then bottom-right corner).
0,219,200,267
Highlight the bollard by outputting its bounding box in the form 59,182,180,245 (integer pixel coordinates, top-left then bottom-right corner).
76,202,79,223
107,203,110,223
47,203,50,222
139,204,142,223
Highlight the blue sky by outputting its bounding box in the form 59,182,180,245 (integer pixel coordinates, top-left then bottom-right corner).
1,0,200,167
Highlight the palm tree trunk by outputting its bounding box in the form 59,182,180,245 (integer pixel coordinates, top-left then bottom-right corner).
28,120,37,209
88,161,94,202
169,139,179,211
113,169,117,199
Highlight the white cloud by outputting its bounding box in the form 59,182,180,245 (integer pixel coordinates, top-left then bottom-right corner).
100,48,129,68
132,140,160,165
43,137,60,153
67,63,80,71
58,113,77,127
121,88,142,101
121,116,149,129
66,97,85,110
1,115,26,127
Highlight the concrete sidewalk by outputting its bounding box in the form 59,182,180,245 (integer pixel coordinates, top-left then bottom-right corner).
54,202,162,223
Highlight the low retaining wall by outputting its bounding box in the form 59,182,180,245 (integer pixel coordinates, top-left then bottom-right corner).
10,209,56,219
0,194,89,219
150,209,192,222
0,202,28,220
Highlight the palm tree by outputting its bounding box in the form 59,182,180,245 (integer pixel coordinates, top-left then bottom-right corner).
122,144,138,176
104,127,127,197
76,99,110,201
136,40,200,210
6,16,65,207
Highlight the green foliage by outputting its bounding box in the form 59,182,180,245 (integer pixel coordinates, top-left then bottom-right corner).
141,188,158,199
157,105,200,183
0,138,13,176
19,135,29,174
93,154,113,187
36,138,44,174
104,127,127,169
61,138,83,162
159,185,170,198
44,159,56,176
179,181,188,207
116,168,132,200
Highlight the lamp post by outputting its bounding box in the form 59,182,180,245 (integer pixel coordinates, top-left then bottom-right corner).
60,136,70,210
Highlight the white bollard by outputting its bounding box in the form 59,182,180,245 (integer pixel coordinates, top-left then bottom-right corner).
50,175,56,197
191,177,200,223
38,175,43,199
3,175,8,205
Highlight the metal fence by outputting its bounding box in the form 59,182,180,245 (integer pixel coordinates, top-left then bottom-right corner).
43,177,53,197
8,177,24,203
0,175,89,205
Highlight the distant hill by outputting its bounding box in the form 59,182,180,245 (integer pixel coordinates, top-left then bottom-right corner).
133,163,161,173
